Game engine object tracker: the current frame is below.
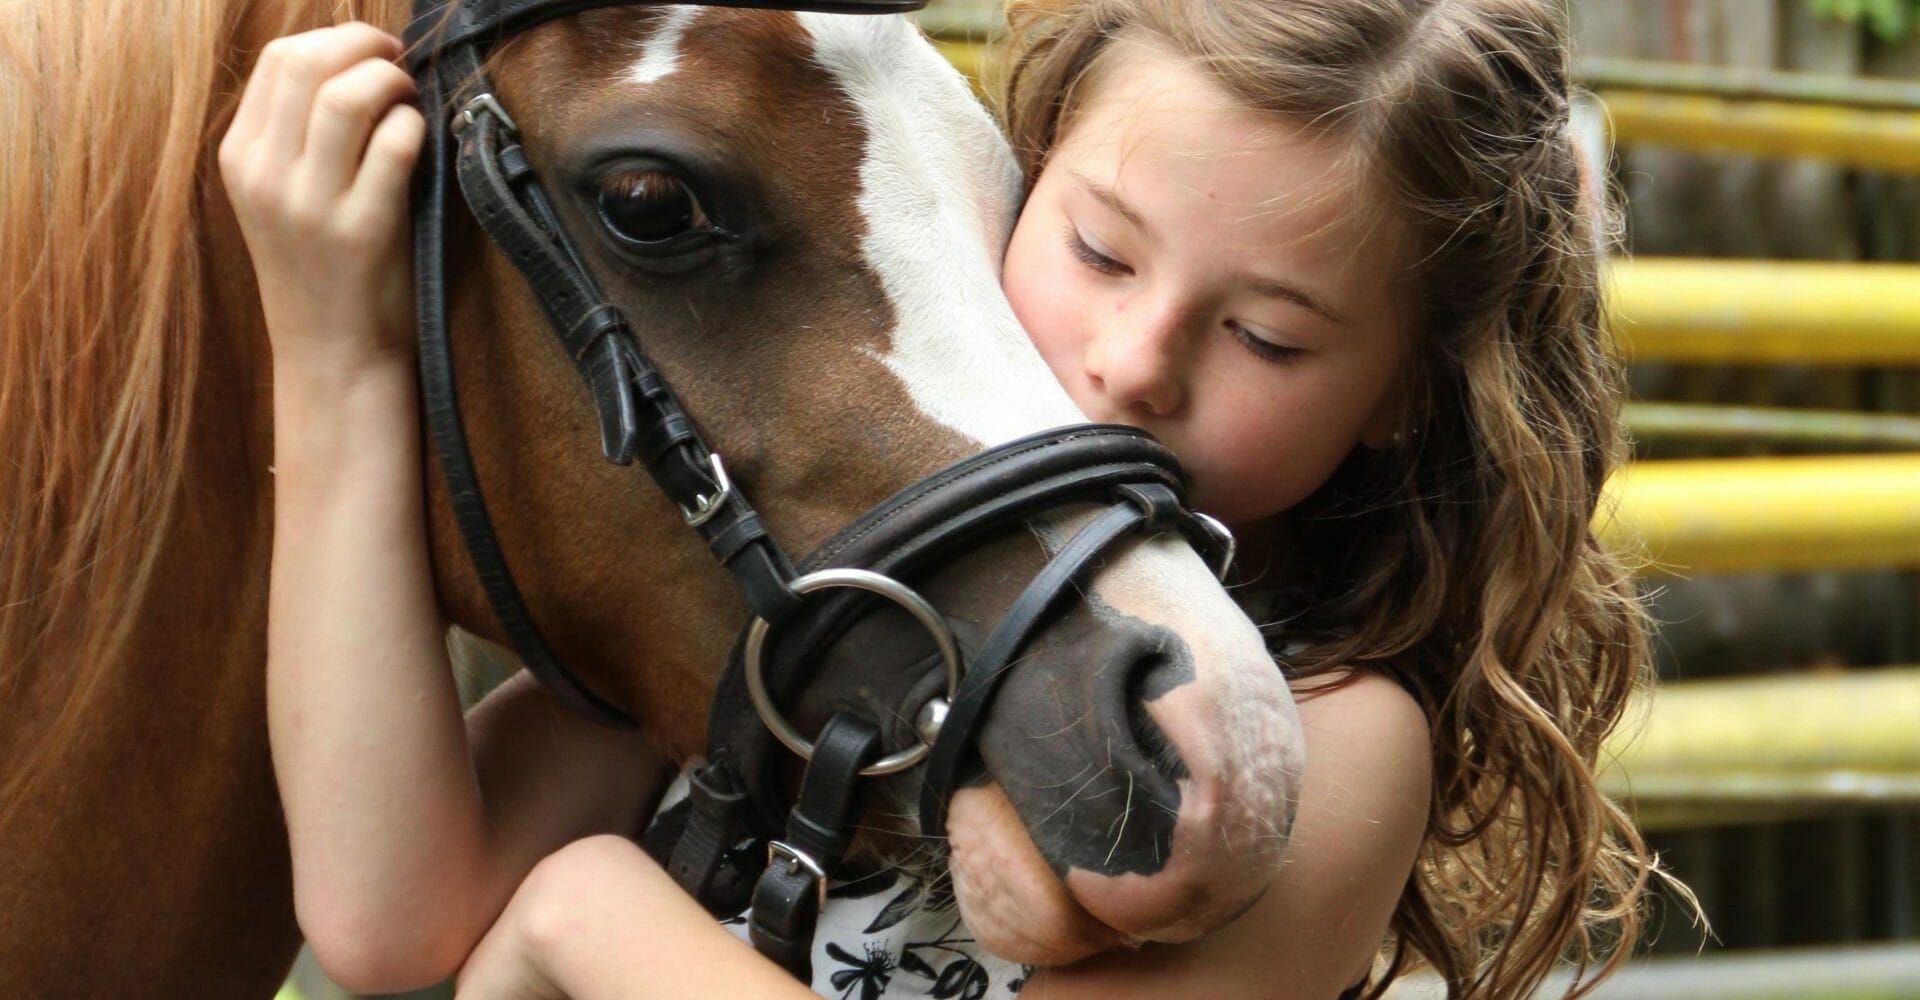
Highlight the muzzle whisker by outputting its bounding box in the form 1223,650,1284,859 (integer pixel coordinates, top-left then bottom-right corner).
1030,704,1098,741
1027,763,1115,831
1102,770,1137,869
1019,758,1099,793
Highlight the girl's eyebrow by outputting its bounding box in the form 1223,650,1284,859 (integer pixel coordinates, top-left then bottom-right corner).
1239,271,1346,326
1071,169,1155,238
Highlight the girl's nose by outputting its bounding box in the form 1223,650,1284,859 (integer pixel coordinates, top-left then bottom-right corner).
1084,303,1186,418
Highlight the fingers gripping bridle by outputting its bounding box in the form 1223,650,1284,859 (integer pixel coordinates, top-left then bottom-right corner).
406,0,1236,980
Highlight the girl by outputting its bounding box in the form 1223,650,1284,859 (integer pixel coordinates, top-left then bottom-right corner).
228,1,1661,997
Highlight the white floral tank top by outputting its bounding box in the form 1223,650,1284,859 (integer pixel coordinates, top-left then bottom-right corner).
653,771,1032,999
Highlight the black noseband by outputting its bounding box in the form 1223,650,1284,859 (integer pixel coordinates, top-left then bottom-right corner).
407,0,1233,982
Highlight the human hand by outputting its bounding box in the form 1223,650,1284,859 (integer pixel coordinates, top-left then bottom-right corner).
220,22,423,379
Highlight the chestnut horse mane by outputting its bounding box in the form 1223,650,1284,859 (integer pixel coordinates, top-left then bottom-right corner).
0,0,406,822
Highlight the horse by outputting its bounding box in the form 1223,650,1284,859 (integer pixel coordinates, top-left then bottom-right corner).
0,1,1301,996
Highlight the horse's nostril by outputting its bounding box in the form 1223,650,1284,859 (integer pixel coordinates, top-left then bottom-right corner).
1127,654,1191,783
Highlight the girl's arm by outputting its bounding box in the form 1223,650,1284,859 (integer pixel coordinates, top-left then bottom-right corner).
455,835,820,1000
224,23,666,993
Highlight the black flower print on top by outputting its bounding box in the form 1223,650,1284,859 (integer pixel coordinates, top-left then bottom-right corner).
896,917,1010,1000
827,941,897,1000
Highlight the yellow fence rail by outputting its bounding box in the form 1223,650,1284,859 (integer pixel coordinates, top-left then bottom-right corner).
1595,90,1920,171
1579,57,1920,111
1602,666,1920,829
1600,454,1920,574
928,43,1920,172
932,38,990,86
1610,258,1920,365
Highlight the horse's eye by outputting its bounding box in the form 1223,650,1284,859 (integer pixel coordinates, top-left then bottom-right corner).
596,169,710,245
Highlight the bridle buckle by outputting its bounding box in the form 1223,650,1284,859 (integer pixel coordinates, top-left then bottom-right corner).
1192,511,1236,581
681,453,733,527
767,840,830,913
451,92,519,137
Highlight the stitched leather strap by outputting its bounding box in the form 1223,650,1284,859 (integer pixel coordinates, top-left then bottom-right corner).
406,0,925,68
660,758,762,917
411,7,823,728
749,713,881,979
415,40,640,726
916,489,1169,837
449,87,801,604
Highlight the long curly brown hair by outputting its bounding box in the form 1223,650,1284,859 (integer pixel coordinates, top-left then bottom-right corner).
996,1,1669,996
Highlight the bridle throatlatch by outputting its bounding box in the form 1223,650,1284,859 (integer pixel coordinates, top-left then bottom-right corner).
406,0,1234,981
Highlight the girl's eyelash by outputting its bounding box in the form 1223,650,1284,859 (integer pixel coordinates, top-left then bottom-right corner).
1228,322,1305,364
1059,223,1300,365
1064,224,1128,275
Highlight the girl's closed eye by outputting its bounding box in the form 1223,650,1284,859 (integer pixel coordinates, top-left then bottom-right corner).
1064,222,1130,276
1227,320,1306,364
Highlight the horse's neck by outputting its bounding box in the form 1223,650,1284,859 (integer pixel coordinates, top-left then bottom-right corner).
197,184,280,560
0,190,293,1000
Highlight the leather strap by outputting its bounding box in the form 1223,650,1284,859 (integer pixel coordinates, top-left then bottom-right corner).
406,0,926,69
446,64,804,622
658,756,763,917
917,485,1185,837
414,40,638,726
411,7,819,729
749,713,881,979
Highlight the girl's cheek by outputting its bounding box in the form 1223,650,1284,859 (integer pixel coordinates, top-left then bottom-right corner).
1008,272,1071,355
1034,300,1093,392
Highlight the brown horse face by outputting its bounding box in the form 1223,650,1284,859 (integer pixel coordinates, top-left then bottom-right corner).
430,9,1301,963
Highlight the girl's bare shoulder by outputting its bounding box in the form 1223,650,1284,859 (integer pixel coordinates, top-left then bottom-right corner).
1291,666,1432,778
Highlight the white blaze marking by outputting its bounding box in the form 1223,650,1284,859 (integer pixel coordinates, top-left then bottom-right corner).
792,16,1242,594
797,14,1083,447
794,18,1292,812
627,6,703,85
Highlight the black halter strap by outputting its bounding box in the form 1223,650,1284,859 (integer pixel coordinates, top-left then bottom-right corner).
410,1,884,724
748,712,881,980
406,0,924,63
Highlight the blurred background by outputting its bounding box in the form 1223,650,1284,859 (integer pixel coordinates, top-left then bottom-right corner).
285,1,1920,996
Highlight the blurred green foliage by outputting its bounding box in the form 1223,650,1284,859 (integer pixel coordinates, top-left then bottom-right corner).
1809,0,1920,40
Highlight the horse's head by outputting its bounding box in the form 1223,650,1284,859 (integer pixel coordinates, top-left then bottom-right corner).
427,6,1301,962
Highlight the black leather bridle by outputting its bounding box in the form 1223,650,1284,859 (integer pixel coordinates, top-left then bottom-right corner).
406,0,1235,980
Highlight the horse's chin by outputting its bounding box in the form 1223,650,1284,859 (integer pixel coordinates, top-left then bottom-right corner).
945,783,1127,966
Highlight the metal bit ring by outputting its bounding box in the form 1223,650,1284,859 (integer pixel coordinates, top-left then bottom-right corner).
743,568,962,776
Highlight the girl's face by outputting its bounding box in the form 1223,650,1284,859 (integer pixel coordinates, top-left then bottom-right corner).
1003,40,1411,528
